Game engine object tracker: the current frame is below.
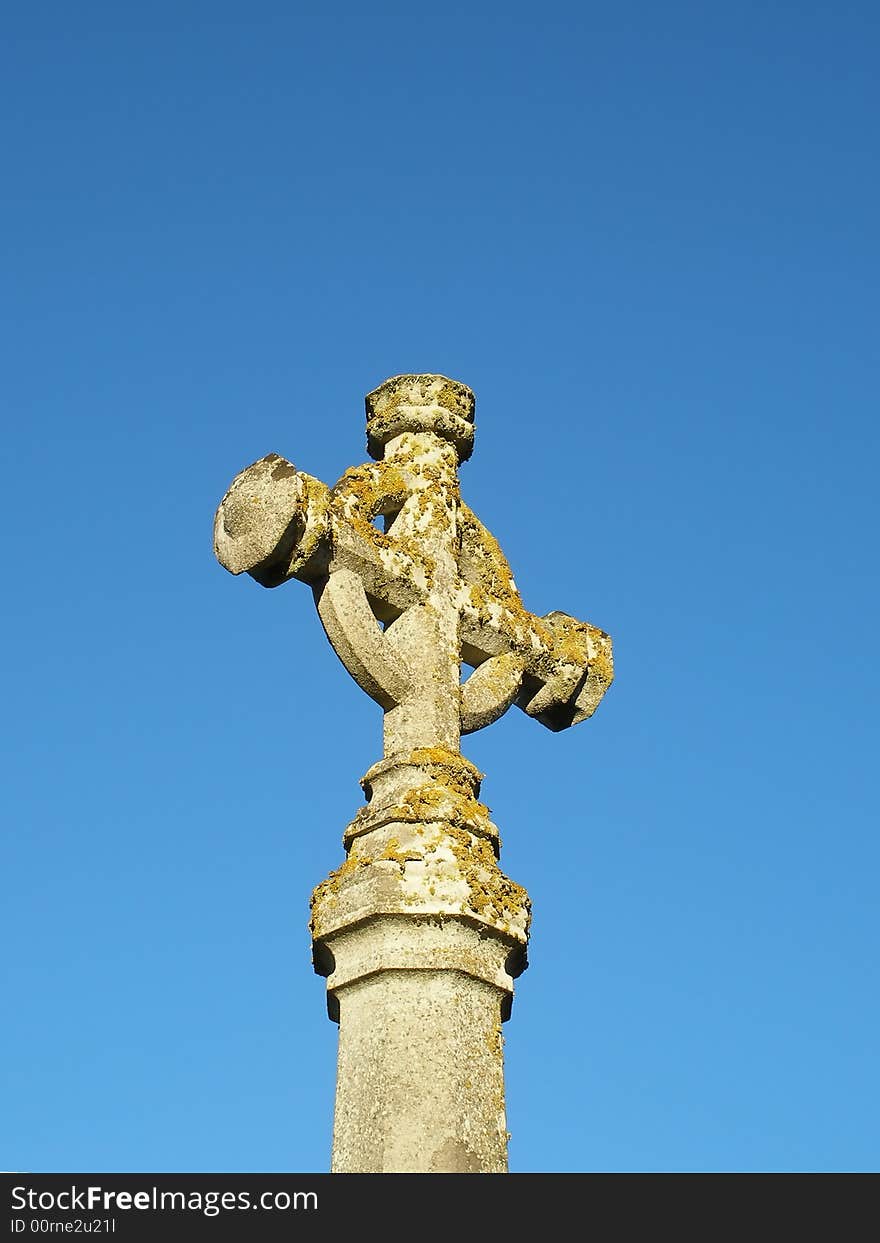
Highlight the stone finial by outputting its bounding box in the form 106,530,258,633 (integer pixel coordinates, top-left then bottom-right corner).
366,373,476,462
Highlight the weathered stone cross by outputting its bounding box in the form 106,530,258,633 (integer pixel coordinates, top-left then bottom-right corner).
214,374,613,1173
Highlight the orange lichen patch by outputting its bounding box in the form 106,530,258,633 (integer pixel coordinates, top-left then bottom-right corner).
587,642,614,688
442,823,530,929
408,745,460,766
390,784,491,834
309,851,365,915
543,612,614,689
407,747,484,792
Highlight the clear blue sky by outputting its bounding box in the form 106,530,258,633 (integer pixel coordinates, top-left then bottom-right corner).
3,2,877,1173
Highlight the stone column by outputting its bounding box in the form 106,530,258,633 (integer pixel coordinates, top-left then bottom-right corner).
311,750,529,1173
213,373,612,1173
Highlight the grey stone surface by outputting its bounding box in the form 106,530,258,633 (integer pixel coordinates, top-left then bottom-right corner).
214,375,613,1172
331,958,510,1173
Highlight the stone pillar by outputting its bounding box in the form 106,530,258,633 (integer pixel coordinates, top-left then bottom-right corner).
311,750,529,1173
213,373,613,1172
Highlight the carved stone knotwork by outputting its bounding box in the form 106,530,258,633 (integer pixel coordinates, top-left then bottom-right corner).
215,377,612,741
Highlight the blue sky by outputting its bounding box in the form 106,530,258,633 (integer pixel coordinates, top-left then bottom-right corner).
2,2,877,1172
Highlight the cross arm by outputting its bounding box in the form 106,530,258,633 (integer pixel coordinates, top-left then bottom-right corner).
213,452,424,711
214,453,613,737
213,453,427,608
212,453,332,587
457,504,613,733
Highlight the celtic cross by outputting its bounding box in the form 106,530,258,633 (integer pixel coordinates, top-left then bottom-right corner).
213,374,613,1173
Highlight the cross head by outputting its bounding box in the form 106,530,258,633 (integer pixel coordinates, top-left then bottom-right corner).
214,374,613,763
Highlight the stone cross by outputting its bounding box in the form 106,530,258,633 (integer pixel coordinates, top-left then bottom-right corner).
214,374,613,1172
